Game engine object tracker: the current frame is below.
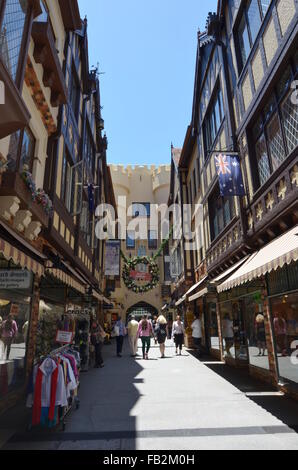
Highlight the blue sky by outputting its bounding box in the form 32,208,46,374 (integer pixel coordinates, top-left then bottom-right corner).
78,0,218,166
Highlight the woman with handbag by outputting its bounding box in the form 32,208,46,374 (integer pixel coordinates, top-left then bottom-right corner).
155,315,168,359
91,320,106,368
172,315,185,356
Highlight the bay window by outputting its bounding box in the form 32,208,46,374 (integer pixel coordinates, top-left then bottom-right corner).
237,0,270,72
7,127,35,173
0,0,29,82
252,57,298,188
209,187,235,241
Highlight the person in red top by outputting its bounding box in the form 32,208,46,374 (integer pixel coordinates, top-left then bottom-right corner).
1,315,18,360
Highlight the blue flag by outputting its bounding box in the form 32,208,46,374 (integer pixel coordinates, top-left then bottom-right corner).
215,154,245,197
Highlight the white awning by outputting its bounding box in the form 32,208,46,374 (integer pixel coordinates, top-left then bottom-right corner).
218,226,298,293
211,256,250,284
189,288,208,302
185,276,208,296
161,304,168,311
175,294,186,307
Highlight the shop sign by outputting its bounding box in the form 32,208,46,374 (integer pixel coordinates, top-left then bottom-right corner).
56,330,74,344
0,270,32,289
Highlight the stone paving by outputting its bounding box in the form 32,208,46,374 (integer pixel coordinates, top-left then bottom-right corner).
2,339,298,450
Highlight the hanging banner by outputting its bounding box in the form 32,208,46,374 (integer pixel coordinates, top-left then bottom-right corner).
105,240,121,276
215,153,245,197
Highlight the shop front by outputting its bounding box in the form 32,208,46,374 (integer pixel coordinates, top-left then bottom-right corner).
0,267,34,401
217,282,272,377
217,226,298,387
267,261,298,390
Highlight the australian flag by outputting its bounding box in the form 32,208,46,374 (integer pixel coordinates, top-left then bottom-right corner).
215,154,245,197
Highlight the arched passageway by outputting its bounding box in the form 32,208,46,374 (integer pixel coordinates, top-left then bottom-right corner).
126,302,158,322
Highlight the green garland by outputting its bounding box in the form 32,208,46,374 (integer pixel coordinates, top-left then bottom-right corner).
121,226,173,294
122,256,159,294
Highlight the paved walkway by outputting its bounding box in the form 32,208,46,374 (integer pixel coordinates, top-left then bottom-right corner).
3,339,298,450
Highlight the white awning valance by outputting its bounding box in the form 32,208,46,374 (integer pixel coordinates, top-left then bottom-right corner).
175,294,186,307
211,256,250,284
218,226,298,293
185,276,208,296
189,288,208,302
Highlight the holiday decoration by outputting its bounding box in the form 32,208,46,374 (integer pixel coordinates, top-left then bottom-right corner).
122,256,159,294
121,226,173,294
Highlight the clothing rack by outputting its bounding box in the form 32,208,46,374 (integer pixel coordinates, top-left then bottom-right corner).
29,344,80,432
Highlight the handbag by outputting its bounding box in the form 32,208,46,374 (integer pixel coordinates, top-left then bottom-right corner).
111,325,120,337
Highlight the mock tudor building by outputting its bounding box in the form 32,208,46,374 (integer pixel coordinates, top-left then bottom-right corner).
0,0,114,413
171,0,298,394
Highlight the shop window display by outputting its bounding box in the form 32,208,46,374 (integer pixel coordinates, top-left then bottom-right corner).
207,302,220,350
0,291,31,398
271,293,298,385
243,293,270,370
220,301,248,361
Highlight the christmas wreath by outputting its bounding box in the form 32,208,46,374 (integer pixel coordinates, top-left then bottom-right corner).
122,256,160,294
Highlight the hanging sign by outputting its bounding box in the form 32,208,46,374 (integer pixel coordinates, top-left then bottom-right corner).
56,330,74,344
105,241,121,276
0,270,32,289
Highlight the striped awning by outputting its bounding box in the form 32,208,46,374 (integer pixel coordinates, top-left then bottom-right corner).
185,276,208,297
48,268,86,295
0,238,44,277
218,225,298,293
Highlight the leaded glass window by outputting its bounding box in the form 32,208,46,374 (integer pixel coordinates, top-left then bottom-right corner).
0,0,28,81
256,135,270,185
281,91,298,154
266,114,286,171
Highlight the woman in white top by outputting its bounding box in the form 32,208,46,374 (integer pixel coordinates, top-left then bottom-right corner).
172,315,185,355
191,314,203,357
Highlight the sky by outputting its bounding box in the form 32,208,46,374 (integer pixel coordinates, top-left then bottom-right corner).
78,0,218,166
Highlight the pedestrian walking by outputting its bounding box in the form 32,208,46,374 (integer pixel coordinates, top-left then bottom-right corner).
191,314,202,357
155,315,168,358
137,315,153,360
113,316,127,358
91,319,106,368
0,315,18,360
172,315,185,355
127,315,139,357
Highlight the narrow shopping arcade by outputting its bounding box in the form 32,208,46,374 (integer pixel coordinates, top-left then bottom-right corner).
2,339,298,451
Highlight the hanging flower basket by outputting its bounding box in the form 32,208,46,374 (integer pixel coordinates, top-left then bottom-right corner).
122,256,160,294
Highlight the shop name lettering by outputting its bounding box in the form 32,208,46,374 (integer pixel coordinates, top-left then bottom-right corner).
0,81,4,105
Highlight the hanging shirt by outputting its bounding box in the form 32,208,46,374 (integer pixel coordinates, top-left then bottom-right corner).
191,319,202,339
172,321,185,337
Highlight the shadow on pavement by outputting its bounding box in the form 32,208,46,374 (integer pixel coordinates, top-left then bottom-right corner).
190,350,298,434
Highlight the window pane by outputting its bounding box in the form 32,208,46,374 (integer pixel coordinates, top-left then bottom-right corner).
224,198,231,225
0,0,28,80
214,97,221,133
7,131,20,171
247,0,262,43
20,129,35,172
260,0,270,17
239,16,251,66
281,91,298,154
256,134,271,185
266,114,286,171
